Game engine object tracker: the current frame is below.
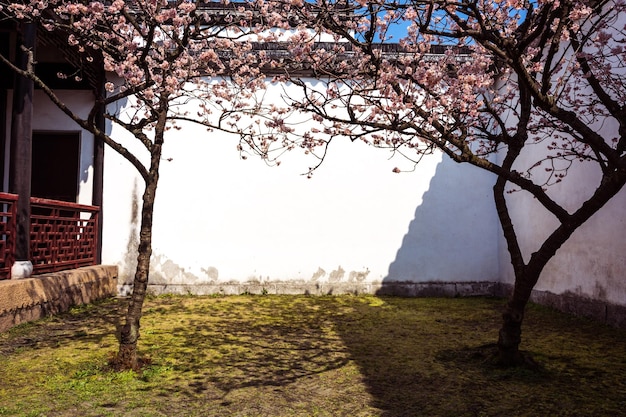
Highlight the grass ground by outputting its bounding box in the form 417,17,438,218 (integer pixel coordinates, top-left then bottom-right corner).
0,295,625,417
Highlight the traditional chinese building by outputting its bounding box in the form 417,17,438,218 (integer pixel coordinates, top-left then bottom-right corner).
0,20,105,279
0,21,116,330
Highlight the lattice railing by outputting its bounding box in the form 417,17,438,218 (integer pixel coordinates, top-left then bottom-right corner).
0,192,18,279
30,197,99,275
0,195,99,279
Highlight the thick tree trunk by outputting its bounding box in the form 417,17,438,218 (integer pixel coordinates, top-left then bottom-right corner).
492,146,530,366
496,270,540,366
493,165,626,366
497,303,525,365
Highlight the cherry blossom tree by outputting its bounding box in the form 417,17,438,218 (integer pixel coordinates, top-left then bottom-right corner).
0,0,279,370
2,0,625,369
236,0,626,365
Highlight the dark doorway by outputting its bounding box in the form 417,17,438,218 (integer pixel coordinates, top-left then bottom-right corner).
31,132,80,202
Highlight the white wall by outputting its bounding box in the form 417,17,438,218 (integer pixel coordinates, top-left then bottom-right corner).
10,80,622,306
101,80,500,287
14,78,622,306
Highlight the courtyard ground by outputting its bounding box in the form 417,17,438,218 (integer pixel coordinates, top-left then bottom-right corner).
0,294,625,416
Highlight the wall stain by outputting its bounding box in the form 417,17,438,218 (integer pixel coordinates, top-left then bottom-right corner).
349,268,370,282
202,266,219,282
142,257,372,286
150,254,219,284
329,266,345,282
122,180,140,283
311,267,326,281
594,282,608,301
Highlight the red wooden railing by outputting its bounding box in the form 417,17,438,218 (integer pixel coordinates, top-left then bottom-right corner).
0,193,99,279
30,197,99,275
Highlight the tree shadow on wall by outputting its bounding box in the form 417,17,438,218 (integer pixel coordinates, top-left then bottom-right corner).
383,157,500,287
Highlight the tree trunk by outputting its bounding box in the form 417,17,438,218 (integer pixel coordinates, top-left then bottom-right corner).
492,146,530,366
113,175,158,370
113,138,162,370
496,270,539,366
112,99,167,371
493,166,626,366
497,304,524,365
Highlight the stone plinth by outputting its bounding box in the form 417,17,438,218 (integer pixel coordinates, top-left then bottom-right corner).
0,265,118,332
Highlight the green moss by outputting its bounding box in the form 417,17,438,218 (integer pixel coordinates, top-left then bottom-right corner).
0,295,625,416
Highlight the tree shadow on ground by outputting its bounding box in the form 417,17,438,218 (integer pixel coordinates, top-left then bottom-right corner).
138,296,353,401
0,297,124,355
3,295,626,416
327,296,505,416
329,296,626,417
145,295,531,416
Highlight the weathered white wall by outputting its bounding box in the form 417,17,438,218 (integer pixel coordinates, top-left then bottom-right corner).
8,78,622,306
3,90,95,205
498,143,626,305
101,80,500,289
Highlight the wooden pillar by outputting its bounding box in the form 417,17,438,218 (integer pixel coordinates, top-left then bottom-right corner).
0,89,6,191
0,32,9,190
8,22,36,277
93,86,105,264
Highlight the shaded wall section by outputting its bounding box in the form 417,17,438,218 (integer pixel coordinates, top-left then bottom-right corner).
381,157,500,294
